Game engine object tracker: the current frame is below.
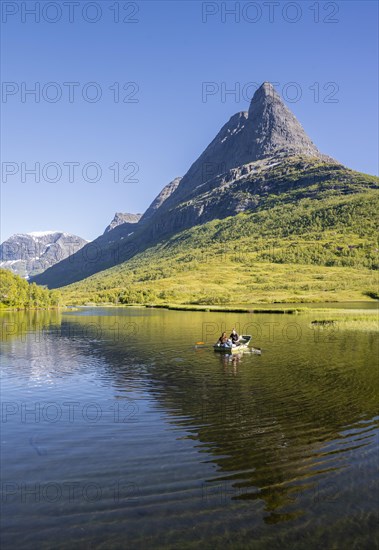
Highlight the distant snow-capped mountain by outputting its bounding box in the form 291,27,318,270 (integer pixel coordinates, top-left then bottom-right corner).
0,231,88,278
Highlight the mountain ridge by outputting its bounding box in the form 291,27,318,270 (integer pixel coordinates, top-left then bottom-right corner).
30,82,377,290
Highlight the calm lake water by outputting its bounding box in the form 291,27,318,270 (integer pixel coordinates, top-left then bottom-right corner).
1,307,378,549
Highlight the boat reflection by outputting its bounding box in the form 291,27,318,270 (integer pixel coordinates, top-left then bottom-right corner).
219,351,243,375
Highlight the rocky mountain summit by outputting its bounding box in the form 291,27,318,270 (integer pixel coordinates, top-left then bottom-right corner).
130,82,337,241
247,81,328,160
159,82,334,213
0,231,88,278
103,213,142,234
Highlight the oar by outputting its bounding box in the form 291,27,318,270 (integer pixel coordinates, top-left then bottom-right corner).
195,341,210,348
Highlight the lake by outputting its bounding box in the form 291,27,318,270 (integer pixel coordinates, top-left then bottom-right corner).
1,307,378,549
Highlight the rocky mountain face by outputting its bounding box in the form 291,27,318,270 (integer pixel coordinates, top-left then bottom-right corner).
247,82,327,160
32,82,352,289
139,177,182,224
0,232,88,278
103,213,142,234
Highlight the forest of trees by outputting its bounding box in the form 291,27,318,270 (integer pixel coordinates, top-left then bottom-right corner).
0,269,62,309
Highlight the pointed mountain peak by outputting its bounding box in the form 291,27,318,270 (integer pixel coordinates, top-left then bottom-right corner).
248,82,281,110
103,212,142,234
255,81,277,97
247,82,322,159
158,82,330,210
261,81,275,91
248,82,287,113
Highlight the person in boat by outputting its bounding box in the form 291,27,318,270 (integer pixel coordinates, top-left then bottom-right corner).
218,332,231,347
230,328,240,344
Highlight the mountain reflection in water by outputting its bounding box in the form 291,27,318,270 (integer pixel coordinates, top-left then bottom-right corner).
1,307,378,549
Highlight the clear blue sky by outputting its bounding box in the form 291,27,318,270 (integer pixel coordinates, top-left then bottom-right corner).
1,0,378,242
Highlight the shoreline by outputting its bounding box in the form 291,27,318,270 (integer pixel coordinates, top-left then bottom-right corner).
1,300,378,314
67,301,378,314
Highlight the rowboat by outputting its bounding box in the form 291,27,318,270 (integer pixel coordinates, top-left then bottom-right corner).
213,335,258,353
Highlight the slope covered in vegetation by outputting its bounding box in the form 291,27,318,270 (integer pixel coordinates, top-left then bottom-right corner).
61,187,379,305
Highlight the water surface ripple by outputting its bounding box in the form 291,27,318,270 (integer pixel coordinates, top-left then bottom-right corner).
1,307,378,548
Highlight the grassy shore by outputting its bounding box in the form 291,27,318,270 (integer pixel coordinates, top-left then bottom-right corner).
309,310,378,332
141,304,305,313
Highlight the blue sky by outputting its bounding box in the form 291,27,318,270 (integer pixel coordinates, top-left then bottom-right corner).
1,0,378,242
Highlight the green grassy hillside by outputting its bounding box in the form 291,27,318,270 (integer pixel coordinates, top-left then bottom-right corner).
61,189,379,305
31,157,379,290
